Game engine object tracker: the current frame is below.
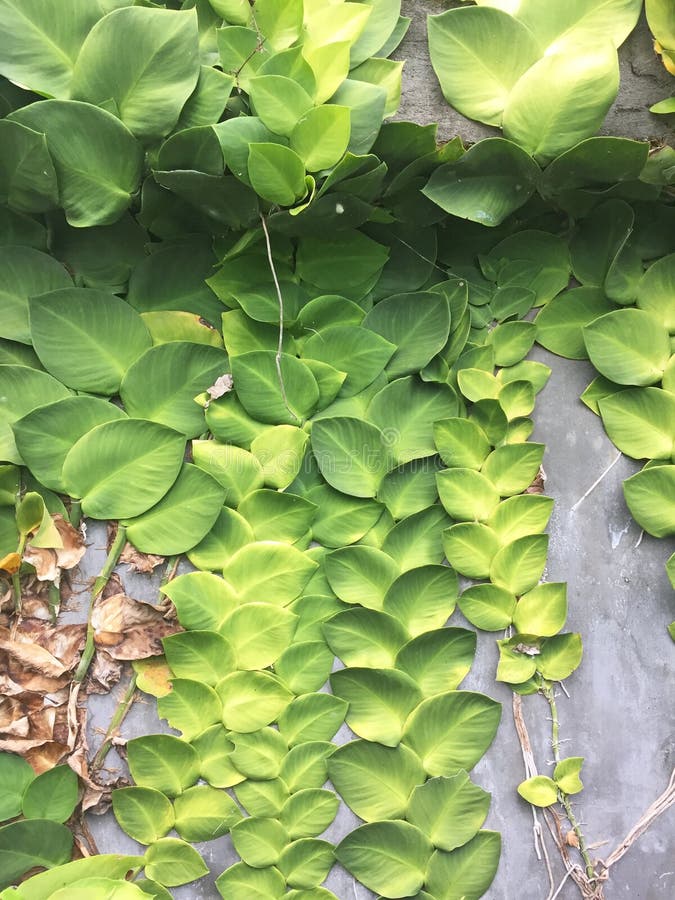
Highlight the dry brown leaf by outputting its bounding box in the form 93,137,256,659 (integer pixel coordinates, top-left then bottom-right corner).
92,592,181,660
565,829,581,848
87,649,122,695
53,516,86,569
22,546,59,582
119,543,164,575
0,552,21,575
207,372,234,401
525,467,546,494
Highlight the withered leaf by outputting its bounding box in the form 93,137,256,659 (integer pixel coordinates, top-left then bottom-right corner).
120,543,165,575
92,593,181,660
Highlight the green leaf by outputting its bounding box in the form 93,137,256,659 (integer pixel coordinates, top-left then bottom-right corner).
0,120,58,214
427,6,541,126
291,106,351,172
217,670,292,732
303,326,395,397
512,583,568,637
224,602,297,669
434,418,491,470
442,523,500,580
71,7,200,140
174,785,242,842
554,757,584,795
112,787,175,845
308,485,384,548
311,417,392,498
535,287,616,359
490,534,549,595
330,666,422,747
487,321,536,367
191,725,244,789
598,388,675,459
402,691,501,776
330,79,387,156
422,139,540,227
395,628,477,697
157,678,221,740
0,753,34,820
235,778,289,818
124,463,225,555
222,541,317,605
378,461,441,521
176,65,234,131
62,419,185,520
328,740,425,822
9,101,143,227
437,468,500,522
363,293,450,379
13,397,125,493
274,641,335,695
47,878,150,899
336,821,432,899
21,765,77,823
537,633,583,681
383,565,458,637
488,495,554,544
229,727,288,780
127,734,199,798
583,309,671,386
231,351,319,425
381,505,451,571
324,606,409,668
481,443,545,496
296,231,389,294
503,42,620,163
230,817,288,867
0,247,72,346
0,820,72,890
248,76,313,137
248,143,307,206
121,342,228,438
144,838,208,887
280,789,340,839
254,0,303,50
424,831,501,900
278,839,334,890
324,545,399,608
407,771,491,852
140,311,223,348
623,464,675,538
214,862,285,900
160,571,238,633
517,775,558,807
238,490,317,543
637,252,675,332
280,742,336,794
0,856,145,899
278,692,348,746
251,426,309,489
192,442,264,508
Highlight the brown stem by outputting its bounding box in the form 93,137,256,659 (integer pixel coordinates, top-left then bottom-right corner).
90,672,138,776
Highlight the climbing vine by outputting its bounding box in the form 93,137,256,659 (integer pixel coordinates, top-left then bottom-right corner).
0,1,673,898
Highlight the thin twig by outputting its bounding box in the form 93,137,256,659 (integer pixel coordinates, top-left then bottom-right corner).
90,672,138,776
259,214,298,423
570,452,622,512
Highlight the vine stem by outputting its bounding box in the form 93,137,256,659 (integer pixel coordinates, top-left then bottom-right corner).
70,499,82,529
259,213,299,424
90,672,138,775
74,524,127,683
12,533,27,614
542,684,596,881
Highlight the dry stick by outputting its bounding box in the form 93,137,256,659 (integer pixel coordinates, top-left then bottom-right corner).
74,524,127,683
90,672,139,776
570,452,622,513
260,213,299,424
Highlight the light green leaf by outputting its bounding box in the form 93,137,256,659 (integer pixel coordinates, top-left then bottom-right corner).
251,426,309,489
9,101,143,227
537,633,583,681
157,678,221,740
488,494,554,544
336,821,432,899
395,628,476,697
231,818,288,868
308,485,385,547
325,545,399,609
235,778,290,818
140,311,223,348
143,838,208,887
554,757,584,795
383,565,458,637
231,351,319,425
623,464,675,538
442,523,500,580
21,765,77,823
71,7,199,140
248,143,307,206
291,106,351,171
280,789,340,839
583,309,671,386
176,65,234,130
171,785,239,844
217,670,292,732
278,839,334,890
434,418,491,470
112,787,175,845
248,75,313,137
402,691,502,776
324,607,410,668
215,862,285,900
192,441,264,508
229,727,288,780
0,855,144,899
364,293,450,379
381,506,452,571
238,490,317,543
330,666,422,747
191,725,244,789
517,775,558,807
490,534,549,595
0,247,73,348
311,417,392,498
274,641,335,695
512,583,568,636
487,321,536,367
329,79,387,156
328,740,425,822
278,692,348,746
424,831,501,900
49,878,149,900
378,461,441,521
637,252,675,332
222,541,318,605
280,741,336,794
121,342,228,438
599,388,675,459
407,771,490,852
62,419,185,520
254,0,303,50
427,6,541,126
160,571,238,633
127,734,199,798
422,139,540,227
0,365,72,464
224,602,297,669
437,468,500,522
0,753,34,821
303,326,395,397
481,443,545,496
162,630,234,687
535,287,616,359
